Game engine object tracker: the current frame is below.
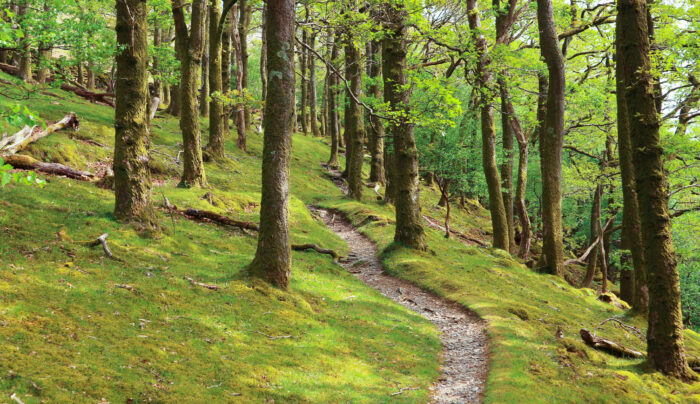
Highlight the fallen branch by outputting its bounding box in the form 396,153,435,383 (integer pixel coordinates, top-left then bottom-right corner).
2,154,94,180
580,329,645,358
0,112,79,155
565,216,615,266
390,387,419,396
87,233,117,260
248,329,294,340
291,243,341,260
423,215,488,247
115,284,134,291
184,276,220,290
599,317,646,341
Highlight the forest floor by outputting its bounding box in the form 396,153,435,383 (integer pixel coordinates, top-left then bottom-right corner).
1,73,700,403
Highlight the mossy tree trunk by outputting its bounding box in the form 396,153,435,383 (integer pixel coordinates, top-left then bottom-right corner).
300,13,309,136
382,3,426,250
499,78,515,251
239,0,251,131
114,0,154,225
467,0,509,251
367,40,385,185
615,3,648,312
206,0,224,158
172,0,207,187
617,0,693,380
535,0,565,275
152,26,163,99
248,0,295,289
17,2,31,82
344,20,365,200
200,5,210,117
222,10,232,135
231,4,246,150
259,6,267,108
327,32,340,168
581,185,602,288
308,29,320,137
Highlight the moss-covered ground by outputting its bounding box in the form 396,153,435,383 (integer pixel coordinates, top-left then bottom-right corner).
1,72,699,403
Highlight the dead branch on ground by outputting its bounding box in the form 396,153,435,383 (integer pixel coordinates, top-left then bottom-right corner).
580,328,645,358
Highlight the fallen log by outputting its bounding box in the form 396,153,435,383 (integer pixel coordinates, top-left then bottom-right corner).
59,84,115,107
291,243,341,260
2,154,94,181
580,329,645,358
0,112,79,156
183,208,259,231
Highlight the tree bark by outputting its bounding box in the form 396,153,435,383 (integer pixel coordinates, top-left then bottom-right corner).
618,0,693,380
248,0,295,289
17,2,31,82
300,15,309,135
367,40,385,185
172,0,207,187
308,29,320,137
327,31,340,168
536,0,565,275
344,21,365,200
206,0,224,158
231,4,246,150
200,4,210,117
382,3,426,250
581,185,602,288
222,10,232,135
259,6,268,107
616,0,648,312
499,78,515,251
239,0,251,131
114,0,155,224
467,0,509,251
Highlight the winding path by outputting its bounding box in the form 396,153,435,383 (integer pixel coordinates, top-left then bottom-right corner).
312,167,489,403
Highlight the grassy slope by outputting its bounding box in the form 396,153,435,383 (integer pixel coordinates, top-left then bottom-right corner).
1,73,699,403
0,73,441,403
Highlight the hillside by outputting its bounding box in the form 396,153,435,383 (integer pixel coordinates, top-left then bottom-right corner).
1,73,699,403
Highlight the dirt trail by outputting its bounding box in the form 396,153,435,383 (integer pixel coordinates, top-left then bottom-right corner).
312,168,489,403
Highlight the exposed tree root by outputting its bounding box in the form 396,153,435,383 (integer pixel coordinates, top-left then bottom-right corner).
580,328,645,358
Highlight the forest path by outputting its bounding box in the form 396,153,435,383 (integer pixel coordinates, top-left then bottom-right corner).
311,168,489,403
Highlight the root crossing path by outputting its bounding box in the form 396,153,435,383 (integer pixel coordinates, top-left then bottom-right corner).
310,207,489,403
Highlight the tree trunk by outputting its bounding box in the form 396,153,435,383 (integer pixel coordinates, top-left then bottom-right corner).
300,19,309,135
172,0,207,187
152,26,163,100
167,27,182,116
114,0,155,225
344,28,365,200
200,5,210,117
367,40,385,185
17,2,31,82
259,6,268,108
382,3,426,250
248,0,295,289
467,0,509,251
87,61,95,90
617,0,693,380
239,0,251,131
231,4,246,150
499,78,515,251
536,0,565,276
581,185,602,288
327,32,340,168
206,0,224,158
77,63,83,87
308,30,320,137
222,10,232,135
